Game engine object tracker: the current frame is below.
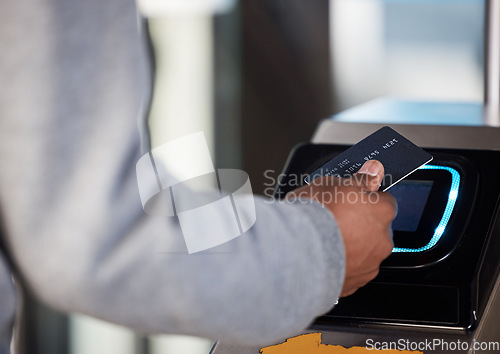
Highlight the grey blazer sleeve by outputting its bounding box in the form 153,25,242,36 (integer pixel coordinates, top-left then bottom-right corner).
0,0,345,346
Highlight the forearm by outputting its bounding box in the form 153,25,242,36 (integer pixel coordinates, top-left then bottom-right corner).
2,155,344,345
0,112,345,344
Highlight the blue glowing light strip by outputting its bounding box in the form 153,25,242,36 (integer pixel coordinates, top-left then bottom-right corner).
392,165,461,253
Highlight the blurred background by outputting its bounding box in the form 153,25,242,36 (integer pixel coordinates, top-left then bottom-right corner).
331,0,484,111
20,0,484,353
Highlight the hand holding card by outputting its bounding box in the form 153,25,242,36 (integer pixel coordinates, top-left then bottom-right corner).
304,126,433,191
287,158,397,296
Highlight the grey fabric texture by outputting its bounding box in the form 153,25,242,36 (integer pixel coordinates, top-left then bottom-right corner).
0,0,345,349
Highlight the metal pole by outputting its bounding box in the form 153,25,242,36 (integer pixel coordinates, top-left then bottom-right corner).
485,0,500,126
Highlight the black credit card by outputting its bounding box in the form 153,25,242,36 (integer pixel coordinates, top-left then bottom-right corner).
304,126,433,191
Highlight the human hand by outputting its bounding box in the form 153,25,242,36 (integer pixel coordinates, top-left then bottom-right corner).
287,160,397,297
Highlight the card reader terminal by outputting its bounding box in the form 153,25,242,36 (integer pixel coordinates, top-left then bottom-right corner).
275,145,500,332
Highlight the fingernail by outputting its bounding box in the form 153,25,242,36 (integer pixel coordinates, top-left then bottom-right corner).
357,160,382,176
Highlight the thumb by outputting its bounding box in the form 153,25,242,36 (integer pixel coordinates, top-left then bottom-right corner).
355,160,385,192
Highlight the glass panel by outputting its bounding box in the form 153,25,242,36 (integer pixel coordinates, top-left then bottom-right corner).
331,0,485,111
